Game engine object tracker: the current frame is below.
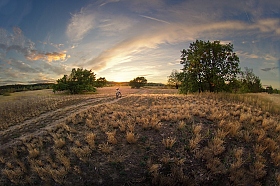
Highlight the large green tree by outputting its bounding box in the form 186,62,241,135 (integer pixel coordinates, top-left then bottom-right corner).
180,40,240,93
53,68,96,94
129,77,147,89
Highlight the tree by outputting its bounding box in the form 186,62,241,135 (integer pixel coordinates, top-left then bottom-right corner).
180,40,240,93
240,67,262,93
167,70,181,89
266,86,273,94
53,68,96,94
95,77,107,88
129,77,147,88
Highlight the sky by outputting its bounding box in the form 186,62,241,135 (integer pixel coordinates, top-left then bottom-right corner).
0,0,280,88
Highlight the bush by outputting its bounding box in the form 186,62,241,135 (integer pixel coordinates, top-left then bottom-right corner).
129,77,147,89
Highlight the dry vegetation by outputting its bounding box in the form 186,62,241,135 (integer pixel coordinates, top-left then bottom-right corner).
0,87,279,185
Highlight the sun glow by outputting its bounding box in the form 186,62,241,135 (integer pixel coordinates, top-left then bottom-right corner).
111,75,130,82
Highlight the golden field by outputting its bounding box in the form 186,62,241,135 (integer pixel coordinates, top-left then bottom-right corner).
0,87,279,185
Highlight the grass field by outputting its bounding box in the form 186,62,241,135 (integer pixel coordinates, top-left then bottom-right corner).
0,87,279,185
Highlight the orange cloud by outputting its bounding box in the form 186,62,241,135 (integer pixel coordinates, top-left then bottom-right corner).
26,51,69,62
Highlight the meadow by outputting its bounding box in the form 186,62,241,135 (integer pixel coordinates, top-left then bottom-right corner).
0,87,279,185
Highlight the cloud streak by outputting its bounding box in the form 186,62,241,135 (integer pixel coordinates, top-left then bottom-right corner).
140,15,171,24
66,8,95,42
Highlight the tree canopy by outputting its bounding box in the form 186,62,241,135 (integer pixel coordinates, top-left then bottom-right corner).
240,67,262,93
95,77,108,88
53,68,96,94
129,77,147,89
180,40,240,93
167,70,180,89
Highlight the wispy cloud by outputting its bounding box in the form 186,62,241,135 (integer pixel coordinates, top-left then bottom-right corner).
66,8,95,42
261,67,279,71
99,0,120,7
8,59,38,73
140,15,170,24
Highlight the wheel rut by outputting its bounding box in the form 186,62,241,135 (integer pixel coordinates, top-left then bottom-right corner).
0,96,125,150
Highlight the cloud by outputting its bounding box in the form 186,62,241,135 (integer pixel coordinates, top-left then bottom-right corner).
66,8,95,42
140,15,170,24
0,27,69,62
236,51,260,59
99,0,120,7
8,58,39,73
26,51,69,62
254,19,280,34
98,16,134,34
41,62,67,75
261,67,279,71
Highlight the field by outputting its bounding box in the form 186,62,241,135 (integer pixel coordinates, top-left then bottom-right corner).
0,87,280,185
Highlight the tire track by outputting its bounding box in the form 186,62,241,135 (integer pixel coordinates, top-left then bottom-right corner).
0,96,124,150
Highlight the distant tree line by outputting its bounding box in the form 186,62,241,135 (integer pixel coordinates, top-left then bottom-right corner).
168,40,279,94
0,83,53,95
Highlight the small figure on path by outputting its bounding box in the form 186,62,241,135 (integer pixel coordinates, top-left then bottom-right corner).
116,88,122,99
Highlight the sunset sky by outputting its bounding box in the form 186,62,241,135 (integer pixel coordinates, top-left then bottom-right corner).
0,0,280,88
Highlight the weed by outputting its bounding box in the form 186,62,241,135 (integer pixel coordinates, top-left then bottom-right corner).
206,157,226,174
126,131,137,144
53,137,66,148
243,130,251,142
254,144,267,155
85,132,96,149
250,160,266,179
178,120,186,130
119,122,126,132
106,130,117,144
162,137,176,149
28,147,40,159
206,137,225,156
216,129,228,139
271,152,280,166
189,134,202,150
192,124,202,135
98,142,113,154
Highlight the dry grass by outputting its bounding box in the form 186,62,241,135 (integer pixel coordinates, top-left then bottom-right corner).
0,87,279,185
126,131,137,144
162,137,176,149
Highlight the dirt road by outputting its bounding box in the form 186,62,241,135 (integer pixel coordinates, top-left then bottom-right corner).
0,96,117,150
0,87,178,151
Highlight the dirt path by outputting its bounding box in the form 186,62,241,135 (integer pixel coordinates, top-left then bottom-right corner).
0,96,123,150
0,87,172,150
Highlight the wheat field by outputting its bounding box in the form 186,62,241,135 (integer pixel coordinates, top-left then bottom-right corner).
0,87,279,185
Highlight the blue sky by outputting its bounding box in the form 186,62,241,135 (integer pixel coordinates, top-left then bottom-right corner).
0,0,279,88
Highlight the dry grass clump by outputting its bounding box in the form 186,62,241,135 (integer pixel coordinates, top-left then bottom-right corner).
106,130,117,144
85,132,96,149
162,137,176,149
126,131,137,144
98,142,113,153
178,120,186,130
